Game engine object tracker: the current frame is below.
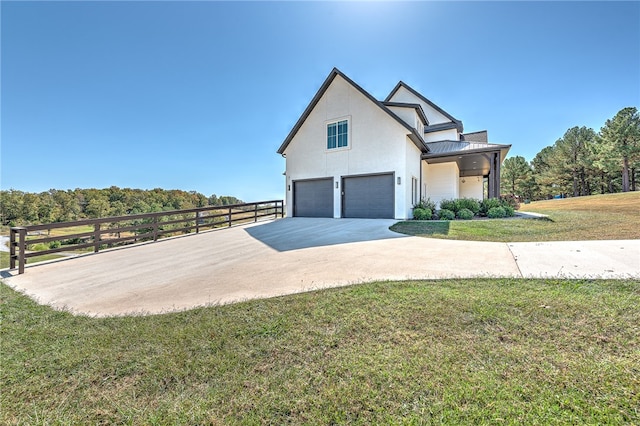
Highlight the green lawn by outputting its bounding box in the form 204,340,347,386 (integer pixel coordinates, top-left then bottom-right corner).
391,192,640,242
2,279,638,424
0,251,67,270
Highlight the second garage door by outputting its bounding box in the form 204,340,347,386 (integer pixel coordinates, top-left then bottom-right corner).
342,174,394,219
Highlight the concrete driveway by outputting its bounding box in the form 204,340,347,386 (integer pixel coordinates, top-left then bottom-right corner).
2,218,639,316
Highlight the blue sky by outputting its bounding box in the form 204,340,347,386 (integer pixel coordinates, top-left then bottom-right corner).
2,1,638,201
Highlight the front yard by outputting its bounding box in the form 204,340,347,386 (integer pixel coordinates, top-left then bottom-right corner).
391,192,640,242
1,278,639,424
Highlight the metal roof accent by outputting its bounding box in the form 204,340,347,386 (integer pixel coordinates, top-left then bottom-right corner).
422,140,511,158
277,68,429,155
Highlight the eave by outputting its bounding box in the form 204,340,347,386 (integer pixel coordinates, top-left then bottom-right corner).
422,144,511,177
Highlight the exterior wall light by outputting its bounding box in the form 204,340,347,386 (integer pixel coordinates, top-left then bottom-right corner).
288,185,291,191
335,181,339,189
397,177,401,185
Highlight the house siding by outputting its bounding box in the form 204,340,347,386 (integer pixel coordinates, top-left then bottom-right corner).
459,177,484,200
423,128,459,142
284,75,411,219
425,162,460,208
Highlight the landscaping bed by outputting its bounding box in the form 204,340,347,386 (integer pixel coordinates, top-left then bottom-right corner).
393,192,640,242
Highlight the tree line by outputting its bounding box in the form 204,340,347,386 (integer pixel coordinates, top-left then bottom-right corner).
501,107,640,200
0,187,243,226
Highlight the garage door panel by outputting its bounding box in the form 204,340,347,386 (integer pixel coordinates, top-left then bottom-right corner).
294,179,333,217
343,174,394,219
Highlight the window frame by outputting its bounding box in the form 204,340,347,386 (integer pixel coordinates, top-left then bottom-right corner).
325,116,351,152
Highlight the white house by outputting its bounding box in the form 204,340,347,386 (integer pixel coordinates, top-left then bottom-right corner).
277,68,511,219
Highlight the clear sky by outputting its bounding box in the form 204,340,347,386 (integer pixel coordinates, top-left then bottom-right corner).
1,1,638,201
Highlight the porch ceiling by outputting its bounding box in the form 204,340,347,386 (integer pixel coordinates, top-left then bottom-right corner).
422,144,511,177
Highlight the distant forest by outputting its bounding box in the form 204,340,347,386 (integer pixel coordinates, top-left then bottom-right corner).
0,187,243,226
500,107,639,200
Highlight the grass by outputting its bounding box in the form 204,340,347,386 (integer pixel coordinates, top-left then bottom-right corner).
0,252,67,270
1,279,639,424
391,192,640,242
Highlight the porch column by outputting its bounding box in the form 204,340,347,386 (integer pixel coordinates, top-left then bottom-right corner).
487,151,500,199
494,152,501,198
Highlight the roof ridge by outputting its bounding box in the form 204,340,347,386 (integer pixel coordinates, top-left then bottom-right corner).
385,81,463,131
277,68,429,154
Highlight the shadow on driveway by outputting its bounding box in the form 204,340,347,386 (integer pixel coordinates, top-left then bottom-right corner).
244,217,407,251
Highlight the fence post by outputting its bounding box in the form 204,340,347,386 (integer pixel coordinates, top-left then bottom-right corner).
228,207,232,227
280,200,284,218
254,203,258,222
195,211,200,234
17,227,26,274
9,227,17,270
153,215,158,241
93,223,101,253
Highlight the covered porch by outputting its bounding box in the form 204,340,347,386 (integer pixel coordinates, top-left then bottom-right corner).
420,141,511,203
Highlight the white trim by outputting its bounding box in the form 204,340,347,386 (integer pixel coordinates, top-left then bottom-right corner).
325,115,352,153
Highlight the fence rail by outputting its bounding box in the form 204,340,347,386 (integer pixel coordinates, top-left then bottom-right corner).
9,200,284,274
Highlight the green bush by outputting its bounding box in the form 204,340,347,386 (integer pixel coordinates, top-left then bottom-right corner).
49,241,61,249
414,198,436,212
438,209,455,220
28,243,49,251
413,208,432,220
456,198,481,215
479,198,502,216
439,199,458,213
503,206,515,217
456,208,474,220
500,195,520,210
487,206,507,218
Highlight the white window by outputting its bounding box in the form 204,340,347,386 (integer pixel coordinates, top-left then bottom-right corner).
327,119,348,149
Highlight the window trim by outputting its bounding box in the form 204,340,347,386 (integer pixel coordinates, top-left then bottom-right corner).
325,116,351,152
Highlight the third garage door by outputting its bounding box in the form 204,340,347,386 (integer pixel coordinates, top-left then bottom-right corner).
342,174,394,219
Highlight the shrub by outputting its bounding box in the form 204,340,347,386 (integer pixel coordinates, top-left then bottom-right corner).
479,198,502,216
456,208,474,220
456,198,481,215
48,241,61,249
487,206,507,218
438,209,455,220
500,195,521,210
413,208,432,220
439,199,458,213
503,206,515,217
28,243,49,251
414,198,436,212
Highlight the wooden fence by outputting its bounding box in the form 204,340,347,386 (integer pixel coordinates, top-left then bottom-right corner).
9,200,284,274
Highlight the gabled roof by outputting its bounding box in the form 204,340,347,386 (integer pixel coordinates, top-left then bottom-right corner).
382,102,429,125
385,81,463,133
277,68,429,155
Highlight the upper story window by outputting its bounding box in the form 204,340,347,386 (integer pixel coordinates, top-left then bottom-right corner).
327,120,348,149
